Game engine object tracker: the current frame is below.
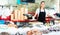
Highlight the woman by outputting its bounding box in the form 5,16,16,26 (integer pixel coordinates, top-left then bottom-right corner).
33,1,49,25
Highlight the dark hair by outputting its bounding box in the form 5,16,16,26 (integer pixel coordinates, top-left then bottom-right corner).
40,1,45,9
41,1,45,4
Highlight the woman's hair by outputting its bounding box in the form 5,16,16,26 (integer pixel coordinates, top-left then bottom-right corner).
40,1,45,9
41,1,45,4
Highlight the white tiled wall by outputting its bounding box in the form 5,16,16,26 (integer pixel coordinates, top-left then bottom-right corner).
0,0,17,5
0,0,8,5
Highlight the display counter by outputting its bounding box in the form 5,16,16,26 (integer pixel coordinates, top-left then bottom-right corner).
0,23,60,35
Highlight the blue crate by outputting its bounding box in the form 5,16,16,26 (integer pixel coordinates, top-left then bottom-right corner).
17,0,21,5
0,20,5,24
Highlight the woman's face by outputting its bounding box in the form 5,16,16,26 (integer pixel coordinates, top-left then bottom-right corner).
41,2,45,8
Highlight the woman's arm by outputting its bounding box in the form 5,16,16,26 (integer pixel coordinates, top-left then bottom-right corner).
34,13,37,18
33,8,39,18
33,9,39,17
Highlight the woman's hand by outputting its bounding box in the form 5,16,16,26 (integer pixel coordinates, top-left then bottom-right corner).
32,16,35,20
